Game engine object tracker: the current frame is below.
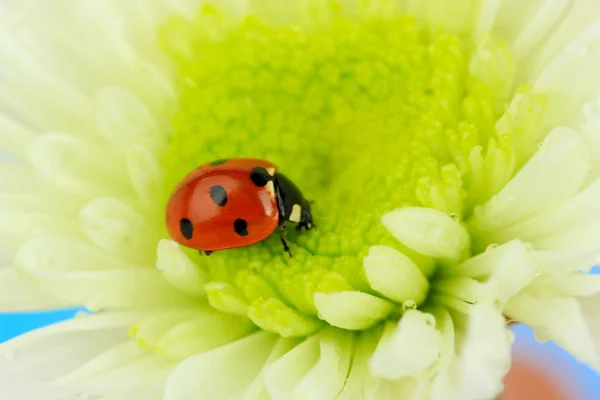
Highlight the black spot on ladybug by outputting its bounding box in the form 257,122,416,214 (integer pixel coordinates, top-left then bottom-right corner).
210,159,228,166
233,218,248,236
210,185,228,207
179,218,194,239
250,167,273,187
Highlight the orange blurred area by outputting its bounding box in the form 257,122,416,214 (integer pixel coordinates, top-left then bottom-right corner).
500,358,576,400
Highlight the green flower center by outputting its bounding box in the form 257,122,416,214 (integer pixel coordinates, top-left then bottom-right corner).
156,1,546,337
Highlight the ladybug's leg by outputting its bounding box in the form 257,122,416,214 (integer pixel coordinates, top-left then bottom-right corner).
200,250,213,256
279,222,293,257
274,177,293,257
280,235,293,257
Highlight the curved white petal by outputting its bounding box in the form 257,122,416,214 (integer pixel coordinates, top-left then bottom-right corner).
505,291,600,370
126,144,164,209
96,87,166,152
0,268,74,311
156,239,208,298
313,291,393,330
164,331,278,400
451,240,537,306
369,311,441,380
0,376,77,400
241,337,302,400
80,197,161,265
265,328,352,400
363,245,429,304
15,236,195,310
27,133,129,197
457,302,513,400
0,311,151,383
471,127,590,234
382,207,470,262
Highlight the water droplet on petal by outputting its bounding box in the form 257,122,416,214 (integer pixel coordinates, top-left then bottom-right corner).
523,242,533,251
486,243,500,252
449,212,460,221
537,142,543,149
402,300,416,311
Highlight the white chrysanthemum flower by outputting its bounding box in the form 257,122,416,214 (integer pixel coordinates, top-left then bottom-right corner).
2,0,600,399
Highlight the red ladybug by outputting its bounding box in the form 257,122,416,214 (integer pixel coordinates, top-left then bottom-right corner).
165,158,314,256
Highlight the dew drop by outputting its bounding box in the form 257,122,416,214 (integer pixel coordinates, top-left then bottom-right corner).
449,212,460,221
402,300,416,311
486,243,500,252
537,142,543,149
523,242,533,251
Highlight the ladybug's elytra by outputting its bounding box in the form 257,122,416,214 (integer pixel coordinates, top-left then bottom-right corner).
165,158,314,257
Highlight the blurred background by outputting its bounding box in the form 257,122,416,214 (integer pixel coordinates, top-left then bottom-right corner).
1,305,598,399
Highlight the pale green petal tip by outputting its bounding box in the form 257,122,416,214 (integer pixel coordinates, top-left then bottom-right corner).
314,291,393,330
382,207,471,262
369,311,441,380
363,245,430,305
157,239,208,298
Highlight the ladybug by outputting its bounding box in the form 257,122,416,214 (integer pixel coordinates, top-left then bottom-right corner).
165,158,314,257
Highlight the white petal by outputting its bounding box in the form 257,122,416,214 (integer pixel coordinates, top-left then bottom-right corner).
485,178,600,256
0,114,36,158
429,308,459,400
155,311,256,360
369,311,441,380
156,239,208,298
241,337,302,400
0,193,81,240
526,273,600,297
336,327,382,399
164,331,278,400
382,207,470,262
313,291,393,330
27,133,129,197
80,197,161,265
533,14,600,117
126,144,164,209
96,87,165,151
582,100,600,178
451,240,537,305
0,268,74,311
15,236,195,310
0,376,77,400
363,245,429,304
505,291,600,370
510,0,572,60
471,127,590,233
0,311,150,382
265,328,352,400
457,302,513,400
56,341,173,394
